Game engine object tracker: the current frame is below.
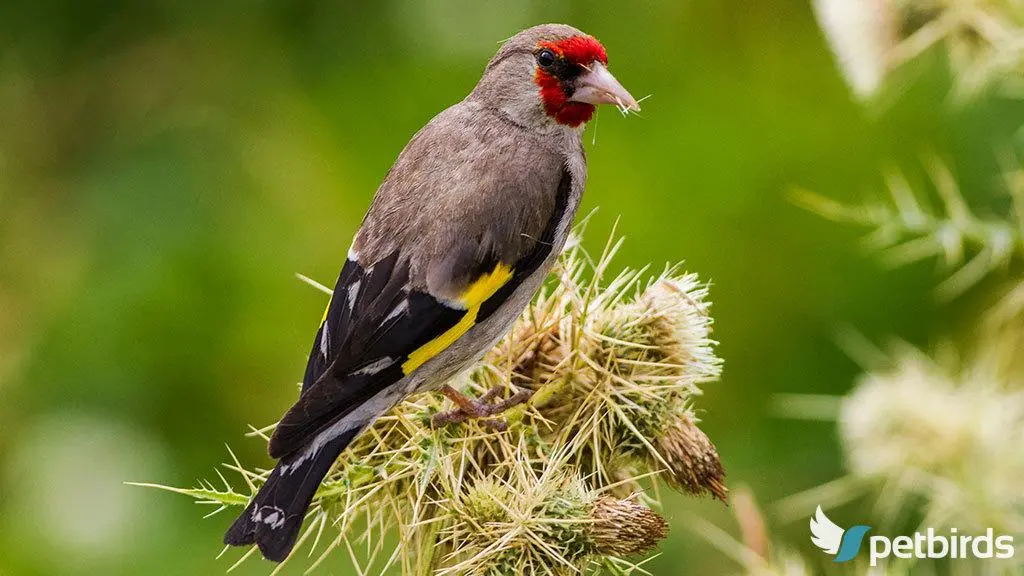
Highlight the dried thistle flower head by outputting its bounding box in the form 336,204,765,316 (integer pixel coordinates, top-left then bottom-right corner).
138,225,725,575
840,345,1024,532
588,496,669,556
511,266,726,497
441,447,668,575
656,415,728,500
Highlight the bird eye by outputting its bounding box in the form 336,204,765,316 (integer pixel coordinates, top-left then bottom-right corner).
536,49,555,69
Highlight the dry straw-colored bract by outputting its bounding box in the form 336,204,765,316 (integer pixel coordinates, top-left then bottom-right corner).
140,225,725,575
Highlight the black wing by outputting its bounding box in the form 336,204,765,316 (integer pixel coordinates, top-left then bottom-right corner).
270,251,462,458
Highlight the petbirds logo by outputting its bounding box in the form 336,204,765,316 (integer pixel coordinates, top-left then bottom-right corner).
810,506,1016,566
810,506,871,562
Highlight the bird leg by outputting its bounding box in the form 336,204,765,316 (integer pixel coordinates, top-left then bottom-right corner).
431,384,533,431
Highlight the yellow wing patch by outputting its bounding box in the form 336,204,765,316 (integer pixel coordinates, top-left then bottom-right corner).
401,263,513,375
458,263,513,308
402,311,477,374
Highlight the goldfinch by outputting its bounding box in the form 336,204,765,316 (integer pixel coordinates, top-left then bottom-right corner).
224,23,638,561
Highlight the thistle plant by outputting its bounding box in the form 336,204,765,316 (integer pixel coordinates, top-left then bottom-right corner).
839,342,1024,534
137,225,725,575
814,0,1024,100
774,337,1024,573
759,6,1024,571
792,153,1024,300
781,147,1024,573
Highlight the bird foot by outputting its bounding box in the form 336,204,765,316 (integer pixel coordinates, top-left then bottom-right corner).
431,384,533,431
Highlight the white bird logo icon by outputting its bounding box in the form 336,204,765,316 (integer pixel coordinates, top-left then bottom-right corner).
809,505,844,555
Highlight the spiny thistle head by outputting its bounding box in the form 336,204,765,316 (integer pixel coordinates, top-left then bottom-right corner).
656,415,728,500
839,345,1024,532
138,225,726,574
640,277,722,381
542,270,725,498
588,496,669,556
440,447,668,575
475,245,726,505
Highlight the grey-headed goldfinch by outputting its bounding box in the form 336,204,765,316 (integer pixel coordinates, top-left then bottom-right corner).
224,23,638,561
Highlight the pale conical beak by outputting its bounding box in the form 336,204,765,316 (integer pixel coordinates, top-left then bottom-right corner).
569,62,640,112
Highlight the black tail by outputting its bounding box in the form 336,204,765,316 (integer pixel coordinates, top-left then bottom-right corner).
223,429,358,562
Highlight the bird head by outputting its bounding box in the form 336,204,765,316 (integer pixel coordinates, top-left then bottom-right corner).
471,24,639,130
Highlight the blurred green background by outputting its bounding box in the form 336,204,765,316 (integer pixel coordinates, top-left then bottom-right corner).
1,1,1020,574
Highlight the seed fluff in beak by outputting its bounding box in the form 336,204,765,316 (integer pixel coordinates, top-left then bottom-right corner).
571,61,640,114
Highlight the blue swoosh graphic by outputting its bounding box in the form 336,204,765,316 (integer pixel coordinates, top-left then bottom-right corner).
834,525,871,563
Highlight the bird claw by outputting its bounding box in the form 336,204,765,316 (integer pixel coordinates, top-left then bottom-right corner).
430,385,533,430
